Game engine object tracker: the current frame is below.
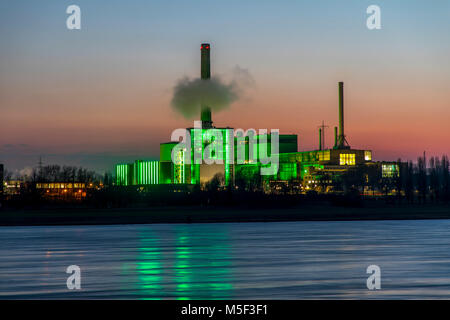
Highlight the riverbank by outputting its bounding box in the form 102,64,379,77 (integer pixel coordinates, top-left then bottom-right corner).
1,203,450,226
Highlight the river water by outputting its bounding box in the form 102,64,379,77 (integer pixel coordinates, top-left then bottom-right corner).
1,220,450,299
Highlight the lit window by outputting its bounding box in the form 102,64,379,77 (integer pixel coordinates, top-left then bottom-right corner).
340,153,355,165
365,151,372,161
382,164,399,178
319,150,331,161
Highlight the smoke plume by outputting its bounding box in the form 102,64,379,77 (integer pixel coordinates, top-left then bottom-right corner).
171,66,254,119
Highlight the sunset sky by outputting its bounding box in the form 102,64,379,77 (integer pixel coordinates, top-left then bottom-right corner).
1,0,449,173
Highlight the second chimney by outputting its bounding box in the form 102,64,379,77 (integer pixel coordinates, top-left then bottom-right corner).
338,81,344,145
336,81,349,149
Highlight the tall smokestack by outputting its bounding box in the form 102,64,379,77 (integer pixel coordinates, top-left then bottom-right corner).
337,82,349,149
334,126,338,148
338,82,344,144
200,43,213,128
319,128,322,151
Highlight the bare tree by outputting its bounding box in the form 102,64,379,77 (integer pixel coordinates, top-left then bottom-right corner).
417,154,427,203
441,155,450,202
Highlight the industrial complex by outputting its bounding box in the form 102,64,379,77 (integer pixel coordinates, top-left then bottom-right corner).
114,43,399,192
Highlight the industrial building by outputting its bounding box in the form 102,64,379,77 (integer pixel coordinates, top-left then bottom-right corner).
115,43,399,192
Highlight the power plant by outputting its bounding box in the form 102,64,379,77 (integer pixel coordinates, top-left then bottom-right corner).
115,43,399,191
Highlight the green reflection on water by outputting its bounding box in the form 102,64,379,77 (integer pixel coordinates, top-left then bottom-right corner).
174,226,233,300
132,226,233,300
137,236,163,300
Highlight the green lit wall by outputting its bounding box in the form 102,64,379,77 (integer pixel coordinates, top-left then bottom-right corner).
134,160,159,185
278,163,298,181
160,142,177,184
188,128,234,186
160,142,177,162
115,164,131,186
115,161,159,186
173,150,186,184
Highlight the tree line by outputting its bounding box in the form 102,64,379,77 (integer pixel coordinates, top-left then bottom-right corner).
3,165,104,184
341,154,450,203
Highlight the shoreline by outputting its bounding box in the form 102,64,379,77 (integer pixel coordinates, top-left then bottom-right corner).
1,204,450,227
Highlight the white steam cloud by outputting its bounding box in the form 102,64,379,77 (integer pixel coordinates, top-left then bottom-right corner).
170,66,254,119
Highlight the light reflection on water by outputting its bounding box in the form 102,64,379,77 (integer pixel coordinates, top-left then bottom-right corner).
128,227,232,300
2,220,450,299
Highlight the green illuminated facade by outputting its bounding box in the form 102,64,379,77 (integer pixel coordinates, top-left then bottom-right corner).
114,129,382,191
115,160,159,186
188,127,234,186
115,164,131,186
134,160,159,185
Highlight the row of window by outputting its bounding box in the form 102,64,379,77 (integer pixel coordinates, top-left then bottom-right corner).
340,154,356,165
36,183,88,189
382,164,399,178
